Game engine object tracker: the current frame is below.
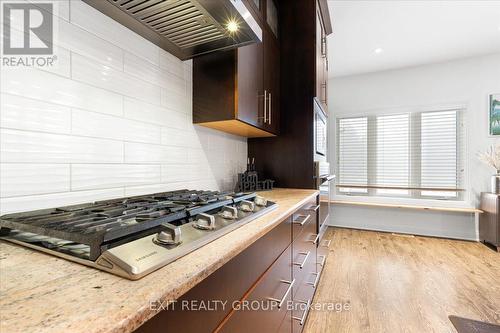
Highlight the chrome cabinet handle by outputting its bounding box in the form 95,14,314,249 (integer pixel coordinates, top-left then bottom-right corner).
307,234,320,244
263,90,267,123
292,299,311,325
293,251,310,269
293,214,310,226
307,233,319,244
306,204,320,212
321,36,327,57
306,272,320,289
321,239,332,248
268,92,272,125
268,278,295,308
317,254,326,267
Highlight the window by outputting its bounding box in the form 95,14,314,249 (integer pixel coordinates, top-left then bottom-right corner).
338,117,368,194
336,109,464,200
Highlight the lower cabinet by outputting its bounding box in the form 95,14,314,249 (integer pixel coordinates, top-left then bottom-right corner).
218,245,292,333
135,195,332,333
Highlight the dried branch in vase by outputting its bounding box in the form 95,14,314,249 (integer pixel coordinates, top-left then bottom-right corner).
478,144,500,173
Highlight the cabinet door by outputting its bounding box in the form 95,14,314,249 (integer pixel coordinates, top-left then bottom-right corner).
266,0,279,38
316,9,327,109
219,245,293,333
237,41,264,128
264,29,280,134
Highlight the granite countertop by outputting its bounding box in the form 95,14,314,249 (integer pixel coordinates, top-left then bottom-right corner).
0,188,318,333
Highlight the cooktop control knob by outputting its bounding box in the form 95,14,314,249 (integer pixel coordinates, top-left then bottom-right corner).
193,213,216,230
254,196,268,207
239,200,255,212
155,223,182,246
219,206,238,219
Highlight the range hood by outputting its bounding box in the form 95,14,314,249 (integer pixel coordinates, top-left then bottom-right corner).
83,0,262,60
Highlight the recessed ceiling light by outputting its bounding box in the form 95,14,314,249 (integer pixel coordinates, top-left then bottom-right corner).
374,47,384,54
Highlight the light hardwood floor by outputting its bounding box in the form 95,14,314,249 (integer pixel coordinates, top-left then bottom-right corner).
304,228,500,333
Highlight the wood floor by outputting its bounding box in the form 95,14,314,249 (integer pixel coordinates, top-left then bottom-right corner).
304,228,500,333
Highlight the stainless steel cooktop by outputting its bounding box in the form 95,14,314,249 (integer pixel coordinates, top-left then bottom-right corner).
0,190,277,280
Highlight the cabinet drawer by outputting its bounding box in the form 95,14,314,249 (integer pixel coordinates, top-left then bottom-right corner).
292,217,316,296
317,235,332,271
290,276,316,333
278,309,292,333
292,199,318,241
219,245,293,333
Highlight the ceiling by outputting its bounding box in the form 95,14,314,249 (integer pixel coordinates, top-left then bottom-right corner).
327,0,500,77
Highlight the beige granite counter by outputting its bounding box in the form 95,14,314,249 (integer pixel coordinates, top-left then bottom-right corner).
0,188,318,333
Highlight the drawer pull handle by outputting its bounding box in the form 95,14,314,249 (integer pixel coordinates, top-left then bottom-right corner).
307,234,319,244
267,278,295,309
292,299,312,325
306,205,320,212
293,251,311,269
317,254,326,267
321,239,332,248
306,272,321,289
293,214,310,226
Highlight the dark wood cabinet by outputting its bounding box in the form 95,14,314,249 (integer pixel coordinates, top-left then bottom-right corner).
248,0,332,189
219,245,292,333
192,3,280,138
479,192,500,251
316,7,328,110
263,29,280,134
237,41,264,128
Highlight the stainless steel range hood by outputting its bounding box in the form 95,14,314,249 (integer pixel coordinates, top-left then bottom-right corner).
82,0,262,60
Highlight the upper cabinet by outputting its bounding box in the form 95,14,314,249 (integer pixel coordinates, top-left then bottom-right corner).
316,0,333,112
192,0,280,138
266,0,279,38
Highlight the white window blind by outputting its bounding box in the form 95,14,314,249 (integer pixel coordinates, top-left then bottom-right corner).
338,117,368,194
336,109,464,200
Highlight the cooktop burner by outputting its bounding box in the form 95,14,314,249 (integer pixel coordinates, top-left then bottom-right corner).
0,190,277,279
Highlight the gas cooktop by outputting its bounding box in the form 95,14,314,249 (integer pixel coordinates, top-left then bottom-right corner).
0,190,277,280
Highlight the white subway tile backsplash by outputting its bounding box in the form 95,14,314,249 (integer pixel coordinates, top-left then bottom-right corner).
124,52,176,89
59,18,124,70
0,164,70,197
70,0,159,65
0,0,246,211
124,183,186,197
161,89,190,114
0,94,71,134
1,68,123,116
71,164,161,191
0,129,123,163
72,53,161,104
161,164,193,183
28,0,70,22
72,109,161,144
124,143,186,164
159,50,184,78
161,127,199,148
123,97,188,129
0,188,125,215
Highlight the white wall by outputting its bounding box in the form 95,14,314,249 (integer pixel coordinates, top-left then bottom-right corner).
0,0,247,215
328,53,500,240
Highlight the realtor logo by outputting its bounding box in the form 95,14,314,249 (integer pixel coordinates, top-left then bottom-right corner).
2,2,53,55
